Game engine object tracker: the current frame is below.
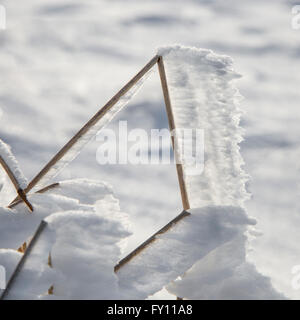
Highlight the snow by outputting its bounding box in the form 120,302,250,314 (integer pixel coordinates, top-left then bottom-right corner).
44,210,129,299
117,205,262,299
158,45,249,209
2,226,56,300
0,178,131,299
0,249,22,291
0,182,106,250
167,227,285,300
4,210,130,300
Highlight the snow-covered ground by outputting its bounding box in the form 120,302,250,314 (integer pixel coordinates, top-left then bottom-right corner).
0,0,299,299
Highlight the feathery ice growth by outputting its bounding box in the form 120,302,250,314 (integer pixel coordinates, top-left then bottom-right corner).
0,45,284,299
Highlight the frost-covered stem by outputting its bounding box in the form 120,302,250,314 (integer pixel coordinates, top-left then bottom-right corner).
0,155,20,191
114,210,190,272
0,220,48,300
157,56,190,210
0,156,33,212
9,56,160,207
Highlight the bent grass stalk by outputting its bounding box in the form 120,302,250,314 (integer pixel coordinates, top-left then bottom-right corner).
0,155,33,212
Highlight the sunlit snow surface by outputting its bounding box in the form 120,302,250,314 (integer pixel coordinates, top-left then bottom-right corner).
0,0,299,299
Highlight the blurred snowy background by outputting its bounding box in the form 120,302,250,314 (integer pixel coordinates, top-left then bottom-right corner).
0,0,299,299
